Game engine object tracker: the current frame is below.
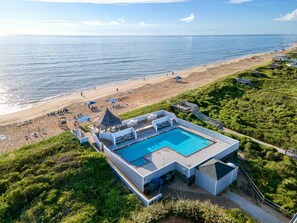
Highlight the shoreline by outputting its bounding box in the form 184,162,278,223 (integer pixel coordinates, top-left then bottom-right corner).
0,45,297,153
1,45,296,125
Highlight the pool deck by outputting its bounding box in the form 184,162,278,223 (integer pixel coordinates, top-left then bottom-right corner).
106,124,231,177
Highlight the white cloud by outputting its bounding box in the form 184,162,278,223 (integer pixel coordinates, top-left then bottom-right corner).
178,14,195,23
139,21,157,27
273,9,297,22
227,0,252,4
83,18,125,26
33,0,186,4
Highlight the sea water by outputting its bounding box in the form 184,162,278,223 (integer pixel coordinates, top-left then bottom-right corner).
0,35,297,115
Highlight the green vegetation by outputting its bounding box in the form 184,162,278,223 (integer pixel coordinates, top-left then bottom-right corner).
235,135,297,214
119,52,297,215
0,132,141,223
0,132,256,223
122,200,256,223
174,63,297,149
1,53,296,222
122,59,297,150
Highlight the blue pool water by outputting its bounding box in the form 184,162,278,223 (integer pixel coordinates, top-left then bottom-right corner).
116,128,213,167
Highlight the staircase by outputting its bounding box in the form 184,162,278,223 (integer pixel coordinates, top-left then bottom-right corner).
192,109,223,129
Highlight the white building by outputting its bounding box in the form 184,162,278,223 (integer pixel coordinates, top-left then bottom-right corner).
95,110,239,205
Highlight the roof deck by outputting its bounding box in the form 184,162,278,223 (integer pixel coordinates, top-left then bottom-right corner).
106,122,232,177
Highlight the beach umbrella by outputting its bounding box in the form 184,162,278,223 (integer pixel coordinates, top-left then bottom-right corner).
173,76,182,82
85,101,96,106
107,99,118,103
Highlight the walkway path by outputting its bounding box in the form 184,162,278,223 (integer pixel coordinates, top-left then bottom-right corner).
223,127,297,159
224,191,284,223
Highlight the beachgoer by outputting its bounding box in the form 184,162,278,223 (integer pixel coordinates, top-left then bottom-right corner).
116,88,118,92
172,71,174,75
94,86,96,90
81,91,83,96
143,77,145,80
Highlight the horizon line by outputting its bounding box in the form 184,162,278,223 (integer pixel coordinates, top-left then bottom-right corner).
1,33,297,37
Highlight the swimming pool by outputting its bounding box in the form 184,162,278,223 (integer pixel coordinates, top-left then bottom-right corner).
115,128,213,167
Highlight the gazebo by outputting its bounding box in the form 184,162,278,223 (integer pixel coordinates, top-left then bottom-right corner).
99,108,122,132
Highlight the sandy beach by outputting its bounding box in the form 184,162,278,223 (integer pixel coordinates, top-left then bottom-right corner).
0,46,296,153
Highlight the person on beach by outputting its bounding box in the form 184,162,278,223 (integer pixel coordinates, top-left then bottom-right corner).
172,71,174,75
143,77,145,80
94,86,96,90
81,91,83,96
116,88,119,92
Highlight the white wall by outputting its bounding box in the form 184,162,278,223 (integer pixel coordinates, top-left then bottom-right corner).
195,169,216,195
72,129,89,144
144,162,176,184
99,132,114,142
215,168,238,195
104,146,144,191
161,110,179,123
92,133,102,150
175,161,191,177
213,143,239,160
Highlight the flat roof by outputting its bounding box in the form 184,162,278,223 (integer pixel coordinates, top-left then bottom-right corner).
107,124,233,177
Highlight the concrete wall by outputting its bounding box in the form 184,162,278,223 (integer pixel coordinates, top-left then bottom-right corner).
161,110,179,123
215,167,238,195
72,129,89,144
195,169,216,195
144,162,176,184
109,161,162,206
213,143,239,160
92,133,102,150
104,146,144,191
99,132,114,142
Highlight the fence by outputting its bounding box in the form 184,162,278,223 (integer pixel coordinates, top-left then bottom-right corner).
289,213,297,223
239,165,293,218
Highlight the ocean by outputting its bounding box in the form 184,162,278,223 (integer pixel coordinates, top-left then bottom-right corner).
0,35,297,115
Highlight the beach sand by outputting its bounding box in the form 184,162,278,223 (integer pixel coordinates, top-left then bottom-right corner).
0,46,296,153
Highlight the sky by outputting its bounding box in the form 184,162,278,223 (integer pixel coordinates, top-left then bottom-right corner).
0,0,296,35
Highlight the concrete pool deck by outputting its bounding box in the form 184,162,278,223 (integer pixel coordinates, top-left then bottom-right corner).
106,124,231,176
